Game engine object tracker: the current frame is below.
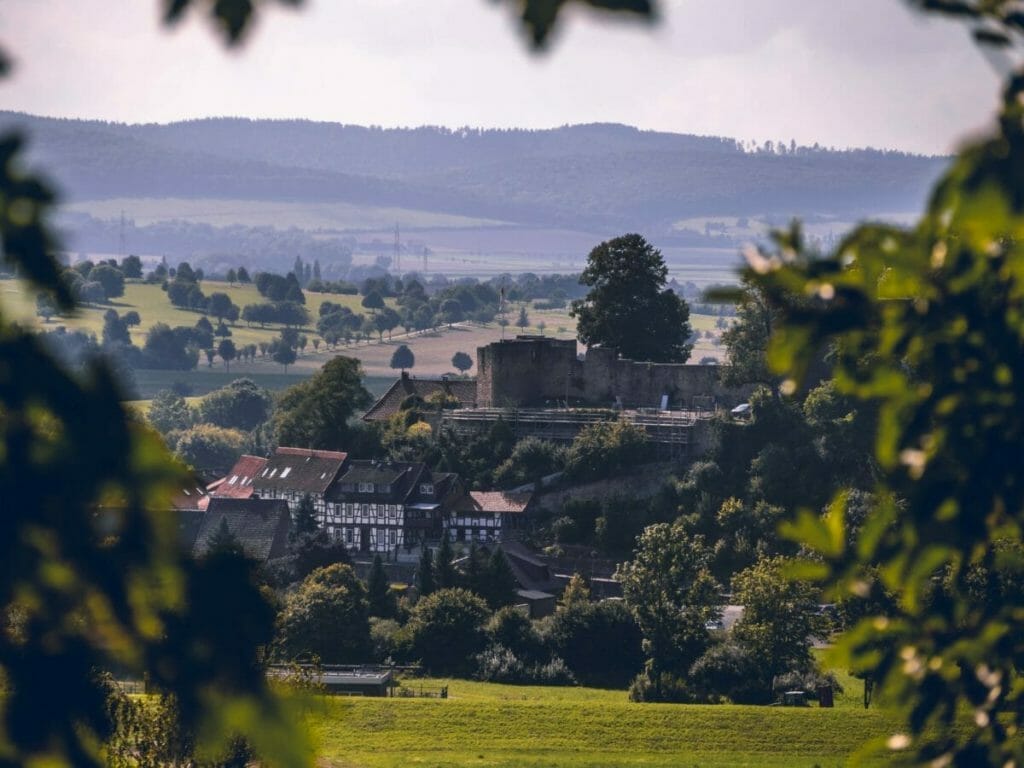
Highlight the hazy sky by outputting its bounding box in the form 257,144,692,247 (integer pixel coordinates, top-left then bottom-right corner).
0,0,1005,154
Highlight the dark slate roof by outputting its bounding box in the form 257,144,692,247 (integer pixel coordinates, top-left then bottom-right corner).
362,373,477,422
209,455,267,499
176,509,206,552
327,460,426,503
192,498,291,562
252,448,348,496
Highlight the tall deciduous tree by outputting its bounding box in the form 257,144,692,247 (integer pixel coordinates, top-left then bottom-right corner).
571,234,693,363
730,556,818,697
451,351,473,374
217,338,236,371
274,564,370,664
390,344,415,373
197,378,272,432
617,522,721,699
718,275,778,392
273,356,372,450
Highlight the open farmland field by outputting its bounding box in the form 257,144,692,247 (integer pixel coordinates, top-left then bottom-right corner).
309,677,901,768
2,276,729,393
66,197,510,231
0,279,392,349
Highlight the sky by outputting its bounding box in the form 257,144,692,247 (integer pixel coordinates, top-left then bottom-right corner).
0,0,1007,155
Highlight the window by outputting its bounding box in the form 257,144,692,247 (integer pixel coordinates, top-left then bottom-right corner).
280,467,292,478
419,483,434,495
228,475,238,485
358,482,375,493
268,468,278,478
389,529,397,546
361,504,369,517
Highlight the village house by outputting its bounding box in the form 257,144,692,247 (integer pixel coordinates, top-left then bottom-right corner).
324,459,462,558
362,371,477,423
187,497,291,563
447,490,533,544
251,447,349,520
207,454,267,499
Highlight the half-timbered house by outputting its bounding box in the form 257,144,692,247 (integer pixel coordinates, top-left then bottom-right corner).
324,460,461,557
251,447,348,521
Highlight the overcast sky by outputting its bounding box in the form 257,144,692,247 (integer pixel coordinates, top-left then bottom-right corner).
0,0,1005,154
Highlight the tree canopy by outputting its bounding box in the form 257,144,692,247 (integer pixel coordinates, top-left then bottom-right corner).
571,234,693,363
390,344,415,372
274,356,372,449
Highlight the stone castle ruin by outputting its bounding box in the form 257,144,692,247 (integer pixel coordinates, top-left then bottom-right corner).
476,335,748,411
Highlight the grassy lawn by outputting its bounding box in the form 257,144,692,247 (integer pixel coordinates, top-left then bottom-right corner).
308,677,899,768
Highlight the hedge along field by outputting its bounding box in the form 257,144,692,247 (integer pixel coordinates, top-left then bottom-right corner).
309,678,902,768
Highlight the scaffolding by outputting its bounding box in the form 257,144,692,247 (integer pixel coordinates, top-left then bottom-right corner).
441,407,701,457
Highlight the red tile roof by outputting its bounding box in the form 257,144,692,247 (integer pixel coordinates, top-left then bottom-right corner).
209,455,268,499
170,474,212,511
454,491,533,515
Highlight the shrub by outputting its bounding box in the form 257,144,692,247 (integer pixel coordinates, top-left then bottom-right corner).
369,617,403,663
688,641,767,704
628,671,696,703
544,600,644,687
474,644,576,686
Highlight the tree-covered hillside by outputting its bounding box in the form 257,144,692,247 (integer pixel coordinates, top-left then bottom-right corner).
1,113,948,231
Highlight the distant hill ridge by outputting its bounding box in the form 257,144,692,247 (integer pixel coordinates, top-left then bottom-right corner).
0,112,949,230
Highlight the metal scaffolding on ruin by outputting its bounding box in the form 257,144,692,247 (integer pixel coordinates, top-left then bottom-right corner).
440,407,706,459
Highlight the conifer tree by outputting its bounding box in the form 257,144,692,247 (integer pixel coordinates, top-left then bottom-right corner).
206,517,245,558
367,554,397,618
560,572,591,608
417,546,435,597
483,548,518,608
291,493,319,541
464,542,483,594
435,535,457,589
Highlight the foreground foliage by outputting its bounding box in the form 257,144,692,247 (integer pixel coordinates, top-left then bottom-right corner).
744,12,1024,760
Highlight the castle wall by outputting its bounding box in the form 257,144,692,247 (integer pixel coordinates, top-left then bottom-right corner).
477,336,577,407
477,336,750,410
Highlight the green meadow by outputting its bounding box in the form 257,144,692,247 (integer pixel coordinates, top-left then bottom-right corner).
307,676,900,768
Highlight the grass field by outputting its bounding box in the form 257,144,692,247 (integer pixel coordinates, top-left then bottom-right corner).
308,676,900,768
66,197,510,231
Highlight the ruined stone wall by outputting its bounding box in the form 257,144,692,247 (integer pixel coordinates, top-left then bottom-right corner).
581,352,745,409
477,336,750,410
477,336,577,407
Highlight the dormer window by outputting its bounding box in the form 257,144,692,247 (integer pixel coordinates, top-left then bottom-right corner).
420,483,434,495
358,482,375,493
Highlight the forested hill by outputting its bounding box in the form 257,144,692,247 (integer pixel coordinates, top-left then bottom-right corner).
1,112,949,230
